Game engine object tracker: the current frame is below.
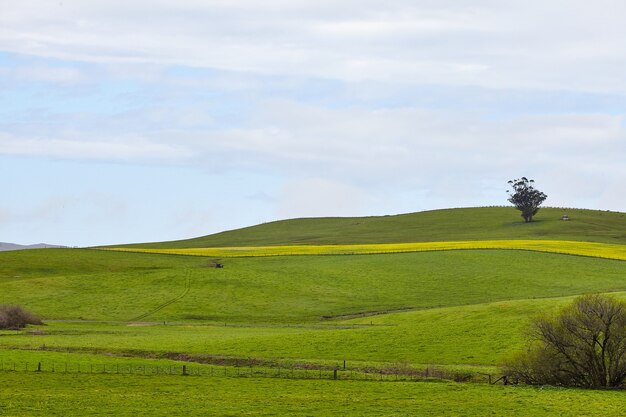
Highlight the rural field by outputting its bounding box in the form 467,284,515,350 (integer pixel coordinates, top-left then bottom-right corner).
2,207,626,416
5,1,624,415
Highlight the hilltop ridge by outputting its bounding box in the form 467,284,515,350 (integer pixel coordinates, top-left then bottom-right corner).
115,206,626,249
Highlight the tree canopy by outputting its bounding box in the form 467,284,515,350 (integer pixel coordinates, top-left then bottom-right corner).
507,177,547,223
506,294,626,388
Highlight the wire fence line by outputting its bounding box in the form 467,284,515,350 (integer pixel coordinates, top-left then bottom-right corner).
0,360,504,384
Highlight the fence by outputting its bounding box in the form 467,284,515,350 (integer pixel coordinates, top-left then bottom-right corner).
0,360,505,384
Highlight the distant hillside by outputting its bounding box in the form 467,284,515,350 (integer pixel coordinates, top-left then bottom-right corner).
0,242,66,252
114,206,626,249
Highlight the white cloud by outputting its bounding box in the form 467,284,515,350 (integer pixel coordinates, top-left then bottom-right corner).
2,0,626,238
0,192,131,246
208,102,626,182
3,100,623,211
275,178,375,219
2,1,626,92
171,207,215,238
0,208,11,224
15,64,87,83
0,132,192,162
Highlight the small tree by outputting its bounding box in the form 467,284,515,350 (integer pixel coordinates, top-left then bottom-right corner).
506,294,626,388
507,177,547,223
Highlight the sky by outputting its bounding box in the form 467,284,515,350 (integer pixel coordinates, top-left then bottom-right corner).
1,0,625,246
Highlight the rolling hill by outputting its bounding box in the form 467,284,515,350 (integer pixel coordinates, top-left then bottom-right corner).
113,206,626,248
3,205,626,416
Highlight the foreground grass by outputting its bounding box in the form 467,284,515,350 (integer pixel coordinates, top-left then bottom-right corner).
3,243,626,414
1,372,625,416
3,249,626,323
119,206,626,248
4,209,626,414
105,239,626,261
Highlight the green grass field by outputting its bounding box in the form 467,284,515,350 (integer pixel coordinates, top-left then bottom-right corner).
3,372,626,417
0,295,605,368
3,248,626,322
2,207,626,416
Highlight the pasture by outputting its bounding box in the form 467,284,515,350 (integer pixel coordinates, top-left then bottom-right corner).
3,372,626,416
2,248,626,323
2,207,626,415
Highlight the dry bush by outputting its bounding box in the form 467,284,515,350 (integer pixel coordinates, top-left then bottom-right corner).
505,294,626,388
0,305,43,330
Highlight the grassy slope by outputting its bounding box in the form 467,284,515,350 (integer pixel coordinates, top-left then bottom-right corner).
3,294,625,368
0,249,204,321
4,210,626,415
117,207,626,248
3,373,626,417
3,245,626,369
2,248,626,322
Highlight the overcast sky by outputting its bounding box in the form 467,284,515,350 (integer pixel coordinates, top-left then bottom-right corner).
1,0,625,246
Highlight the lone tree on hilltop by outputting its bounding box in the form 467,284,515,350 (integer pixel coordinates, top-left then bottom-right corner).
507,177,547,223
505,294,626,388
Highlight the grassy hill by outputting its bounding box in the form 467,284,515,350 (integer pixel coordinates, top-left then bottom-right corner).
115,207,626,248
3,247,626,323
4,206,626,416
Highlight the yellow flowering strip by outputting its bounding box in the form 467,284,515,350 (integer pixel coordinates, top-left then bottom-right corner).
102,240,626,261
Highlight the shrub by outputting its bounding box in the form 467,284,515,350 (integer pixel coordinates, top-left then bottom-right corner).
0,305,43,330
505,294,626,388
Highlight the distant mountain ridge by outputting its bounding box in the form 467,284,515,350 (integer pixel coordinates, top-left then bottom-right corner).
0,242,67,252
